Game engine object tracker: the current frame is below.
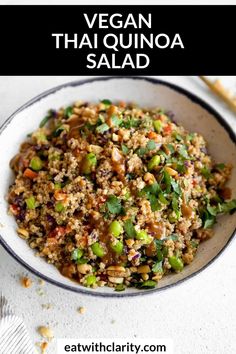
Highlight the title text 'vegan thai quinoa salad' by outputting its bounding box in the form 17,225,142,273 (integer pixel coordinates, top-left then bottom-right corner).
8,100,236,291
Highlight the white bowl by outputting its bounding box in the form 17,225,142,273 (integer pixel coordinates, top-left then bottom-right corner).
0,77,235,297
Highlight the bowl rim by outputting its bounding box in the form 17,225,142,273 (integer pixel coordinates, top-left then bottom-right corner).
0,76,235,298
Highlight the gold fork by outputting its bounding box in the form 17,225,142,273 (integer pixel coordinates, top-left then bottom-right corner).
199,76,236,114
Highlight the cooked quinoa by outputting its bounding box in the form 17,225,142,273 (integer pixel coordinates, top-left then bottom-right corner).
8,100,236,291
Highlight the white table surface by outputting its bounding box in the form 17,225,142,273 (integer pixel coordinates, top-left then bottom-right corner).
0,76,236,354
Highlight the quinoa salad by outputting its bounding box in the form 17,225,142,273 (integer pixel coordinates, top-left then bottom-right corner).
8,100,236,291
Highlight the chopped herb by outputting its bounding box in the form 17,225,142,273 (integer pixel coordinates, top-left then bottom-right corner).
64,106,73,118
191,240,199,248
172,194,181,219
163,170,172,193
96,123,109,134
149,194,161,212
121,144,129,154
201,167,211,179
173,132,183,141
139,280,157,289
53,125,65,137
136,147,147,157
158,150,168,159
39,114,52,128
170,179,182,195
152,261,163,273
215,163,225,170
207,204,217,216
146,140,157,151
167,144,175,154
178,145,189,159
186,133,195,142
124,219,137,238
158,192,169,205
101,99,112,107
217,199,236,214
122,117,140,129
106,195,123,215
111,115,123,127
71,248,83,261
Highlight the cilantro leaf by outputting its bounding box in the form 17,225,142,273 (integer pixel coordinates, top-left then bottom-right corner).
124,219,137,238
215,163,225,170
101,99,112,107
147,140,157,151
149,195,161,212
178,145,189,159
121,144,129,154
170,179,182,195
201,167,211,179
111,115,123,127
152,261,163,273
106,195,123,214
167,144,175,154
96,123,109,134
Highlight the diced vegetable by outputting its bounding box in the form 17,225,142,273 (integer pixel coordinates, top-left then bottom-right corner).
23,168,38,179
110,240,123,254
168,256,184,271
109,221,123,237
29,156,43,171
153,120,162,133
148,155,160,171
136,230,152,244
140,280,157,289
55,202,65,212
85,275,97,286
81,153,97,174
26,196,36,210
91,242,105,258
115,284,126,291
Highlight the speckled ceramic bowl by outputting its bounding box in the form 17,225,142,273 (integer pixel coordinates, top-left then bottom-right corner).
0,77,235,297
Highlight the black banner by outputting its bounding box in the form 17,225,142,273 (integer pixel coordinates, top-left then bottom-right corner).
0,5,235,75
